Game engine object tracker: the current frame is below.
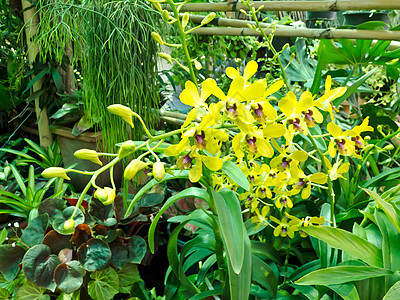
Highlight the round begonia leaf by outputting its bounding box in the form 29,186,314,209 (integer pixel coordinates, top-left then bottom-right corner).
88,267,119,300
110,236,146,269
42,230,72,255
77,238,111,271
53,206,84,235
127,236,147,264
38,198,66,222
21,214,49,247
22,244,61,289
70,223,91,247
0,245,25,281
54,260,85,294
88,197,117,226
15,282,50,300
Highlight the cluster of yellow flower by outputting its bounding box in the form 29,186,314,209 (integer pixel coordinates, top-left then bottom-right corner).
166,60,373,238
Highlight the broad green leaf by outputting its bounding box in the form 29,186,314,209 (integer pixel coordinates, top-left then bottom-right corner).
117,263,141,292
213,188,244,274
77,238,111,271
196,254,217,285
251,240,281,264
148,187,209,253
252,255,277,297
21,214,49,247
290,284,319,300
22,244,60,290
366,188,400,234
296,266,393,285
15,282,50,300
54,261,85,294
0,228,8,244
328,283,360,300
226,229,251,300
0,245,26,281
88,268,119,300
288,260,321,281
189,289,223,300
302,226,383,267
0,288,10,299
124,170,190,218
383,279,400,299
221,161,250,191
375,211,400,286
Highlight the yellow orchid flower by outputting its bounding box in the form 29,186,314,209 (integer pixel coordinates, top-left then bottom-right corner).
269,216,300,239
324,157,350,181
225,60,258,84
251,206,270,231
74,149,102,166
327,122,355,157
232,129,274,161
316,75,347,119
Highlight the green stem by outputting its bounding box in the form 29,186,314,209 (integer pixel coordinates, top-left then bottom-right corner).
132,112,154,139
246,4,290,91
307,134,336,227
70,156,121,219
166,0,198,87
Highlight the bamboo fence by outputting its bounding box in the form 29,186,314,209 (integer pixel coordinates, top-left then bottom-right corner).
165,1,400,12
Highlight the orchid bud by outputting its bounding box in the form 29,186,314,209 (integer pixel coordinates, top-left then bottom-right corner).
63,219,75,230
74,149,102,166
124,159,148,180
182,12,190,29
42,167,70,180
151,32,164,45
201,12,216,25
94,187,116,205
159,53,173,64
118,140,136,158
107,104,134,128
153,161,166,181
162,10,170,22
193,59,202,70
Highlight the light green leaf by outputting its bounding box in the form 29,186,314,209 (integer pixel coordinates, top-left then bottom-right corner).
15,282,50,300
221,161,250,191
296,266,393,285
302,226,383,267
0,228,7,244
227,226,251,300
383,279,400,299
88,268,119,300
213,188,244,274
328,283,360,300
365,188,400,234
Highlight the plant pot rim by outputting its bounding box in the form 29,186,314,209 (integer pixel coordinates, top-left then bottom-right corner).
50,125,102,143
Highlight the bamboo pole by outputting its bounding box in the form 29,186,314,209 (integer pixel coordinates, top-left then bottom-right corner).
165,1,400,12
185,13,400,48
21,0,53,147
192,27,400,41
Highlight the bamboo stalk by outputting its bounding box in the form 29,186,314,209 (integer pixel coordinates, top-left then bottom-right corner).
165,1,400,12
192,27,400,41
21,0,53,147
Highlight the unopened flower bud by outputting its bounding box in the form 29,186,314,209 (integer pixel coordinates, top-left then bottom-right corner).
162,10,170,22
42,167,70,180
201,12,216,25
74,149,102,166
383,144,394,151
94,187,115,205
118,140,136,158
63,219,75,230
107,104,134,128
193,59,202,70
159,52,173,64
151,32,164,45
152,2,162,12
153,161,165,181
124,159,148,180
182,12,190,29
